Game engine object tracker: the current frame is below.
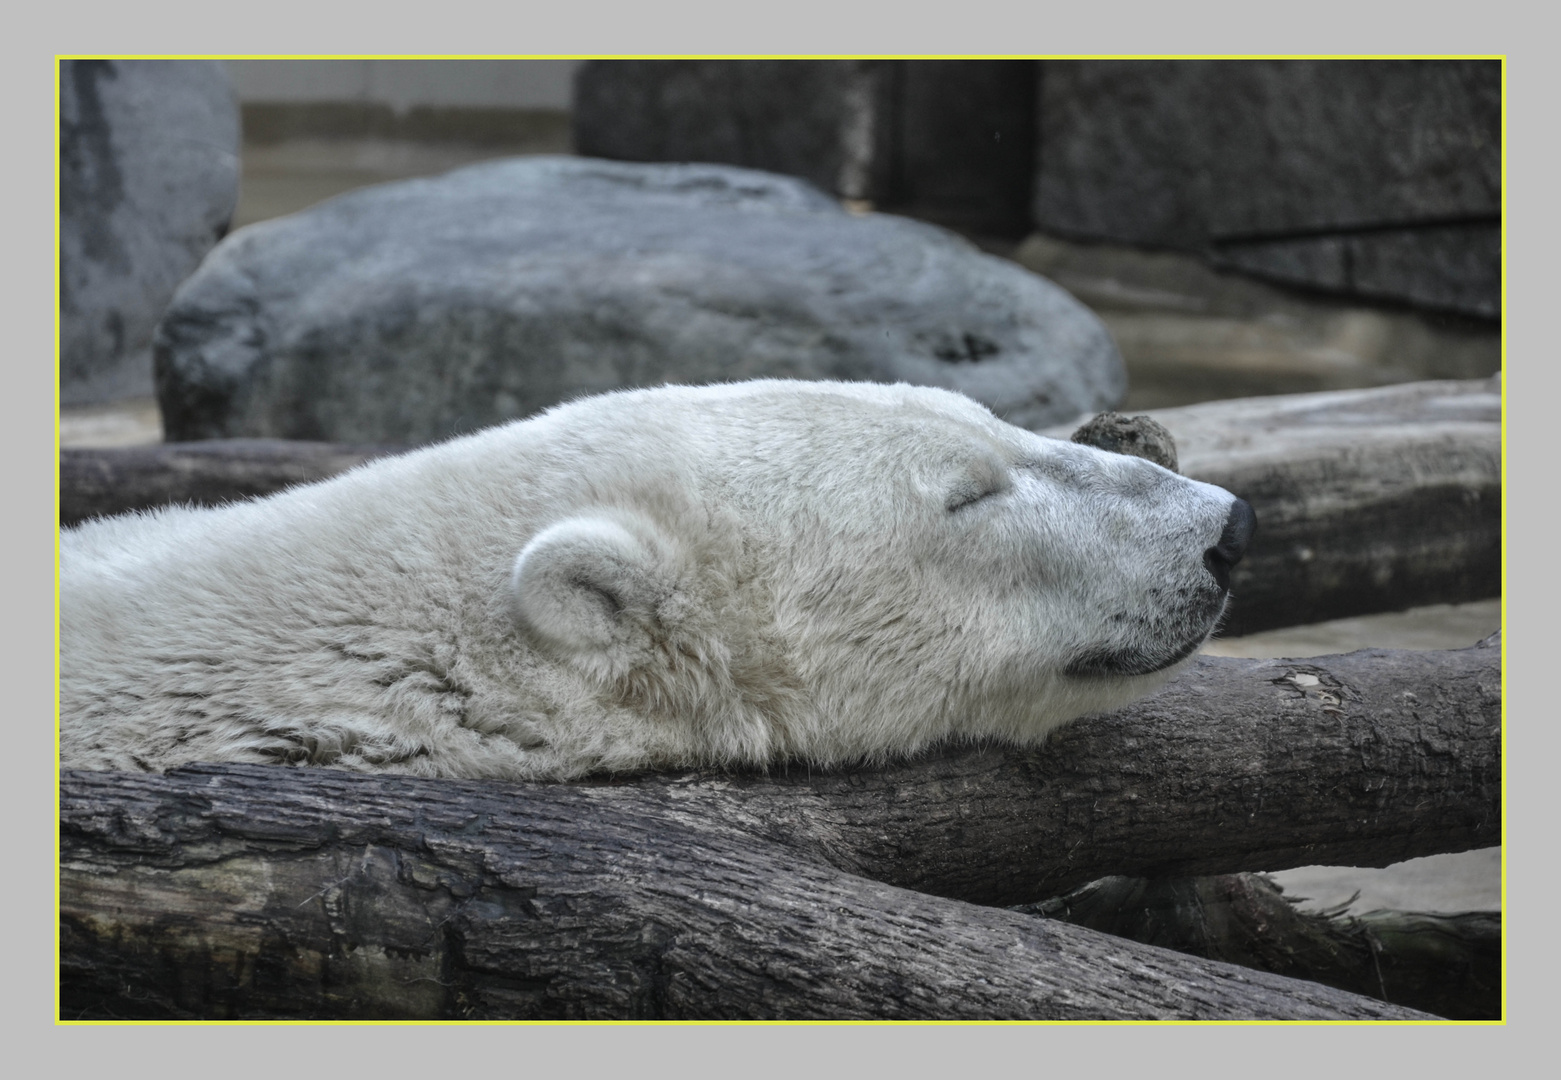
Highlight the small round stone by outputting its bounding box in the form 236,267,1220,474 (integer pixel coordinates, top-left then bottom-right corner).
1070,411,1179,473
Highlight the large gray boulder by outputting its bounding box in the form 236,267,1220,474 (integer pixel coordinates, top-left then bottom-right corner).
155,157,1125,444
1033,60,1500,318
60,60,240,405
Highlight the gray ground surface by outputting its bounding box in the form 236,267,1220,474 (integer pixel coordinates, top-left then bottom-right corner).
1270,847,1501,915
1200,600,1502,659
58,133,1504,918
58,396,162,447
233,133,573,230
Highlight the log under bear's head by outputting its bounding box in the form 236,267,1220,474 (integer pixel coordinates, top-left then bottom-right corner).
60,380,1252,780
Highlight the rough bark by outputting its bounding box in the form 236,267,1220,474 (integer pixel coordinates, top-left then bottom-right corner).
60,765,1432,1021
60,641,1496,1020
1043,376,1502,634
600,638,1499,904
58,439,399,527
1018,873,1500,1020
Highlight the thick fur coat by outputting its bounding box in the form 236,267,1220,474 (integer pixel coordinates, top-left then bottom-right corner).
60,380,1248,779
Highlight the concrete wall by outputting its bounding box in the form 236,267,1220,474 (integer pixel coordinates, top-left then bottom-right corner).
225,59,581,112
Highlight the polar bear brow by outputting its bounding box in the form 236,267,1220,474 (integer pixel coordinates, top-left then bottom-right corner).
1014,451,1094,483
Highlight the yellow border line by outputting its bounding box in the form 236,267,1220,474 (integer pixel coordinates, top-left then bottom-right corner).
54,54,64,1030
55,52,1504,1030
1497,53,1508,1026
54,53,1510,60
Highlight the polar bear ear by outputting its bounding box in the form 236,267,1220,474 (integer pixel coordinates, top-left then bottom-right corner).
508,515,679,678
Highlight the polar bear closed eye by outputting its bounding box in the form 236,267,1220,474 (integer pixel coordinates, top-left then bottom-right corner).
59,380,1253,780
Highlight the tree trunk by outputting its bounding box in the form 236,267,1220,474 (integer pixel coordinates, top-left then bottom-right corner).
60,641,1496,1020
1018,873,1500,1020
1043,376,1501,634
58,439,399,527
60,764,1435,1021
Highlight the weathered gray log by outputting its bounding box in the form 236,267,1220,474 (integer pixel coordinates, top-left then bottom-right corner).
593,638,1502,903
1052,389,1498,1020
60,765,1431,1021
1044,376,1501,634
60,641,1495,1019
1018,873,1500,1020
64,640,1503,902
58,440,400,526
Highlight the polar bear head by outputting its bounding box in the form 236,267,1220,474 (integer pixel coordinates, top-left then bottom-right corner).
497,380,1252,774
61,379,1253,780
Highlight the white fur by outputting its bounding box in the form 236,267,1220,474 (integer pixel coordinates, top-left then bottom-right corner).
60,380,1243,780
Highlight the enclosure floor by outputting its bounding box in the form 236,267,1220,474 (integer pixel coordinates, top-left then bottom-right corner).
58,396,161,447
1271,847,1501,915
233,135,570,231
1200,599,1501,658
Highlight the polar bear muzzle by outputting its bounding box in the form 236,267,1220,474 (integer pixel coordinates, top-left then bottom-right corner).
1059,406,1256,681
1061,498,1255,679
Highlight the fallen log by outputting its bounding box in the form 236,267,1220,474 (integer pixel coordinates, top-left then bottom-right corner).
1018,873,1501,1020
57,439,399,527
59,765,1432,1021
60,641,1496,1020
1043,376,1501,634
586,637,1498,904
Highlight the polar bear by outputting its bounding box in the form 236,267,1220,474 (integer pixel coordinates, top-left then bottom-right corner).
60,380,1253,780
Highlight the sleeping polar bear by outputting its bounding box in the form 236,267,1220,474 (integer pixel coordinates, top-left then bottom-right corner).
60,380,1254,780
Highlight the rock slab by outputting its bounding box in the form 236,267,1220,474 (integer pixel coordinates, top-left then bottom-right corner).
575,59,1038,234
60,60,240,404
155,156,1125,443
1033,60,1500,318
573,60,889,200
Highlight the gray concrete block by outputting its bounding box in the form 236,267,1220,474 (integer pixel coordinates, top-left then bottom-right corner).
573,60,889,200
60,59,240,404
1033,60,1500,318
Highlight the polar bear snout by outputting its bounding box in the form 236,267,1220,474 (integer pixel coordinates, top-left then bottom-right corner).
1203,498,1256,592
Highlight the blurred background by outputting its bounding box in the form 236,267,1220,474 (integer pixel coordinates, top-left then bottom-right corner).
58,58,1502,919
61,58,1501,428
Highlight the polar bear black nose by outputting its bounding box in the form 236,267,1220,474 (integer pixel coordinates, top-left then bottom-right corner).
1204,498,1256,592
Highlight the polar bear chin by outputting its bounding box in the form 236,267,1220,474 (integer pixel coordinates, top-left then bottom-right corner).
1062,591,1229,678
